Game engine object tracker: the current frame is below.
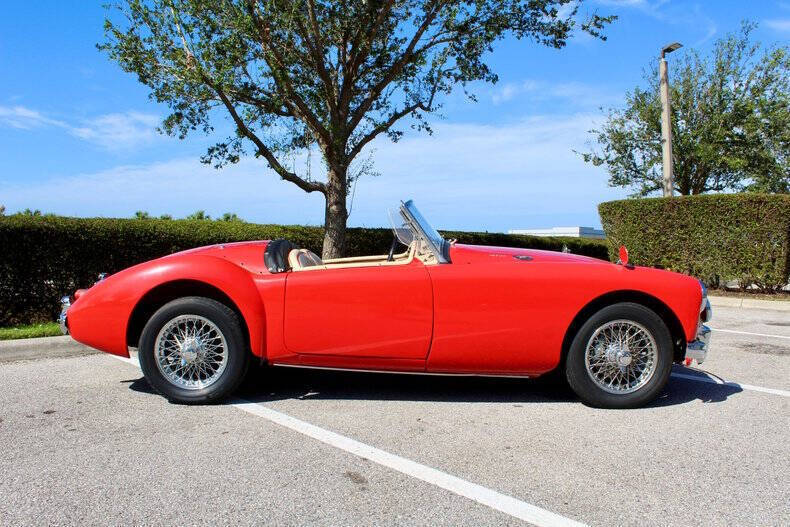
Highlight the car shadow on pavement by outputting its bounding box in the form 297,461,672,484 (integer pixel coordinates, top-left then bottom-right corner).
238,366,580,404
121,376,158,394
124,363,743,407
649,368,743,407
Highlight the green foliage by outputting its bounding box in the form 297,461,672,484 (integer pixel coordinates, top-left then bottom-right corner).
0,214,607,326
134,210,151,219
185,210,211,220
100,0,614,257
219,212,242,222
598,194,790,291
0,322,61,341
581,23,789,196
0,205,5,216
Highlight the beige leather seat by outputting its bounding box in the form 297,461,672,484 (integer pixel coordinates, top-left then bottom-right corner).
288,248,324,269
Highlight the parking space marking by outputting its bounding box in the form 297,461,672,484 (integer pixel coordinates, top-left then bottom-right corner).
108,354,586,527
233,400,586,527
709,327,790,340
671,372,790,397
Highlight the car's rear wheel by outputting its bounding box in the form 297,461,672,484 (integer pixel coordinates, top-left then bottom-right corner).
565,302,672,409
138,297,249,404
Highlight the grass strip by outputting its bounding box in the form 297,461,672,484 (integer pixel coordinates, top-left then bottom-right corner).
0,322,61,340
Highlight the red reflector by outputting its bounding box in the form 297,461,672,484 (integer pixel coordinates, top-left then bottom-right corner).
619,245,629,266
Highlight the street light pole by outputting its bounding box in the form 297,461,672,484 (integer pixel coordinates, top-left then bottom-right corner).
660,42,682,197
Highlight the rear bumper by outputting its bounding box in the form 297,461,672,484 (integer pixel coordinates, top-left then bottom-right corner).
58,296,70,335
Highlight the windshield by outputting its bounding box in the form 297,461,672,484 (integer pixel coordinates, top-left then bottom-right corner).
388,208,415,246
397,200,450,263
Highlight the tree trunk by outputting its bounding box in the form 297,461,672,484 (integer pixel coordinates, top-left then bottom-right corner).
321,166,348,259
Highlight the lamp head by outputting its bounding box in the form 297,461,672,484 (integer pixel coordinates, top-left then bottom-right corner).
661,42,683,58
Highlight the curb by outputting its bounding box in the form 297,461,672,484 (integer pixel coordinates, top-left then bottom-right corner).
709,295,790,312
0,335,99,363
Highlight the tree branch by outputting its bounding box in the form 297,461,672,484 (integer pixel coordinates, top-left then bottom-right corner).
295,1,339,119
244,0,332,149
347,72,442,161
347,2,443,133
339,0,395,113
209,79,325,194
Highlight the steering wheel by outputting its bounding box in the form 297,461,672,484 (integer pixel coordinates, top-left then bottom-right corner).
387,236,400,262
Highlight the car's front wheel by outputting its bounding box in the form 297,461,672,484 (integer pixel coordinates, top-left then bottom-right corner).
138,296,249,404
565,302,673,409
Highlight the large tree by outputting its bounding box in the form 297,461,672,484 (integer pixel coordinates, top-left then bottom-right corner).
580,23,789,197
101,0,613,257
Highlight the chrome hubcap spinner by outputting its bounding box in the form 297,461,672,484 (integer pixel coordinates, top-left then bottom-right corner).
584,320,658,395
154,315,228,390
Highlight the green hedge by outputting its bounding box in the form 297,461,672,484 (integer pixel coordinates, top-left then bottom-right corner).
599,194,790,291
0,215,607,327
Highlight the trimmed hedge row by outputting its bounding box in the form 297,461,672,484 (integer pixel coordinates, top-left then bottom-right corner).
0,215,608,326
599,194,790,291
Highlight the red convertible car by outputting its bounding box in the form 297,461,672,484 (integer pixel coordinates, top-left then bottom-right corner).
61,200,711,408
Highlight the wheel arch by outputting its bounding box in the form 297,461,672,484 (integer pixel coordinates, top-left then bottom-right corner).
560,290,687,369
126,280,254,355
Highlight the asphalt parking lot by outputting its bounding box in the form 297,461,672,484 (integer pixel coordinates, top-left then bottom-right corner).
1,304,788,526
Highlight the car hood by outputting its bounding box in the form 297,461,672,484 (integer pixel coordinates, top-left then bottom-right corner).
449,243,608,265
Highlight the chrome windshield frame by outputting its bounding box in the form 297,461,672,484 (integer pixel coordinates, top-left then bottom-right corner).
398,200,450,264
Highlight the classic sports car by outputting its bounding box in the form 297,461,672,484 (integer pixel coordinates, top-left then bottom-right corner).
60,200,711,408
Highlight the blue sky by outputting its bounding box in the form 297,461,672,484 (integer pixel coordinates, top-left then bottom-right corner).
1,1,788,231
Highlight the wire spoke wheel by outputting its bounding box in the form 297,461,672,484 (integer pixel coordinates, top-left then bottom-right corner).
154,314,229,390
584,319,658,395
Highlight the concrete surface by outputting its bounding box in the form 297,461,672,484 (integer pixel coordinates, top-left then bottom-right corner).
0,335,97,363
0,304,788,526
709,294,790,311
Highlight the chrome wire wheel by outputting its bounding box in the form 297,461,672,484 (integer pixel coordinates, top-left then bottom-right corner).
154,314,228,390
584,319,659,395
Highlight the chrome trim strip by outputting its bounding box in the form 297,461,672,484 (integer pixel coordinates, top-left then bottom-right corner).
271,363,530,379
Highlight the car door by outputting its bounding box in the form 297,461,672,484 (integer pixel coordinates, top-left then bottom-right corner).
283,259,433,359
424,259,551,374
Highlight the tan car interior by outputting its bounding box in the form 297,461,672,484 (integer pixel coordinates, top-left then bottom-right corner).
288,245,417,271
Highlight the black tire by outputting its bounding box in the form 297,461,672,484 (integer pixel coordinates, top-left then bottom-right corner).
138,296,249,404
565,302,673,409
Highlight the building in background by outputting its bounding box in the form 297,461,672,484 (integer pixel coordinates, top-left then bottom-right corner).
508,227,606,239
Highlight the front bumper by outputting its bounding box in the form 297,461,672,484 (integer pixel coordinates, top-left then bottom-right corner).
686,325,711,364
685,290,712,364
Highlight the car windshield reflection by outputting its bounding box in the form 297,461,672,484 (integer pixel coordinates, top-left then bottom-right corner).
396,200,450,264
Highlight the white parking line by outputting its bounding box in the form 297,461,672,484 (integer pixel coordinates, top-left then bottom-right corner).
709,327,790,340
234,400,585,527
112,355,140,367
671,372,790,397
108,354,586,527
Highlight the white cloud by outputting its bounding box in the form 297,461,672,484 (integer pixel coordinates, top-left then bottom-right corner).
765,19,790,32
592,0,716,44
0,113,627,231
0,106,69,130
70,112,161,150
491,79,622,108
0,105,161,150
491,80,540,104
593,0,667,10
